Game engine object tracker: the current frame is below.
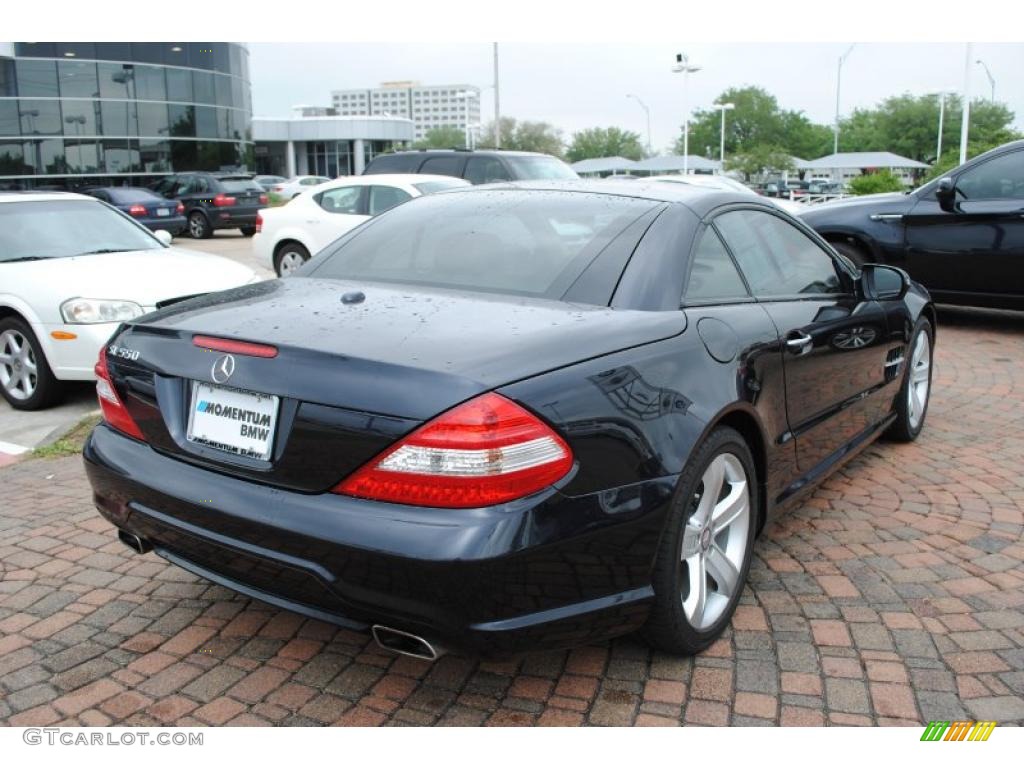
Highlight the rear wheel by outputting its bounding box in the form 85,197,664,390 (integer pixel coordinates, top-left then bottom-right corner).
240,226,257,237
274,242,310,276
642,426,757,655
188,211,212,239
831,239,869,268
887,317,933,442
0,317,62,410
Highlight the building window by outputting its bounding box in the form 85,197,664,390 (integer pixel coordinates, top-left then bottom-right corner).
136,102,169,138
166,68,193,103
16,60,60,98
133,65,166,102
61,100,98,137
97,62,135,100
19,100,62,135
58,60,99,99
100,101,138,137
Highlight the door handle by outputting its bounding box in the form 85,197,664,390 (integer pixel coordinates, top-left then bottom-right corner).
785,332,813,355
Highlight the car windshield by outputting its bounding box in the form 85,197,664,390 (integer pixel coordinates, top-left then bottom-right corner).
505,156,579,180
220,180,261,193
412,180,470,194
308,190,656,300
0,200,160,262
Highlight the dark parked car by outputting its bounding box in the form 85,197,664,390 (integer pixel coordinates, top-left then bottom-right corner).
150,173,267,239
82,187,186,236
84,181,935,659
363,149,579,184
800,140,1024,310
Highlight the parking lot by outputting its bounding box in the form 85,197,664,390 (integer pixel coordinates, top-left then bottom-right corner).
1,297,1022,727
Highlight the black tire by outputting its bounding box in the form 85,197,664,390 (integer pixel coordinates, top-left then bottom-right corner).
886,317,933,442
188,211,212,239
831,239,869,268
274,242,310,277
0,316,63,410
240,226,257,237
642,426,758,655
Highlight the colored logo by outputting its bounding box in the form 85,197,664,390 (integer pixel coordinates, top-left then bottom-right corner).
920,721,996,741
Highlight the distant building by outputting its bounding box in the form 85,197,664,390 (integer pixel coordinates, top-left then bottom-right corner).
331,81,480,142
797,151,930,185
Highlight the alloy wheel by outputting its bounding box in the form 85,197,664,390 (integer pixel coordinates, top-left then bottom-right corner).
0,329,38,400
679,452,750,630
907,330,931,429
189,214,206,238
278,250,307,276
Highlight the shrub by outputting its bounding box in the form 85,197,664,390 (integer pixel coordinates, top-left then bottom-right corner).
849,169,906,195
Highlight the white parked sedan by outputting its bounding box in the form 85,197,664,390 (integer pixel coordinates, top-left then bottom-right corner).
254,174,470,276
645,174,806,213
0,192,260,410
269,175,331,200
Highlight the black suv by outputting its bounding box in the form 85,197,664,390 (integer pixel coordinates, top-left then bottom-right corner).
150,172,267,239
800,140,1024,311
363,149,578,184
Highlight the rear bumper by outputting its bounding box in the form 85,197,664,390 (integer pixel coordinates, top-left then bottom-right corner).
212,208,258,230
139,215,187,235
83,424,675,655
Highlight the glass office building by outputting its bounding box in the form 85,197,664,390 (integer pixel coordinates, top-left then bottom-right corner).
0,42,253,189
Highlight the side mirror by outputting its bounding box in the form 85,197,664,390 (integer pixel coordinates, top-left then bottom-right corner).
153,229,173,246
860,264,909,301
936,176,957,213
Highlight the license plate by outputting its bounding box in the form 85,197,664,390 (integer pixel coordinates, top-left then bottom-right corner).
156,208,170,217
186,381,279,460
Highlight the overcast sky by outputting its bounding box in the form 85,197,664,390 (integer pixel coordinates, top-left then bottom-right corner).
250,42,1024,154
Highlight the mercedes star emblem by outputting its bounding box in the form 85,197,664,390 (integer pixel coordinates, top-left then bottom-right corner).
211,354,236,384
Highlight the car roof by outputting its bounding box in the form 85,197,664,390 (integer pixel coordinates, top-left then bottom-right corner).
460,179,773,217
0,191,95,204
326,174,470,187
383,149,551,158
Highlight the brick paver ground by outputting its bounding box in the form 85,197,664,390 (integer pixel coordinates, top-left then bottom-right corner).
2,307,1023,727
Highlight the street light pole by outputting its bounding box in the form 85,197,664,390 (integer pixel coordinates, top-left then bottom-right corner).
960,43,973,165
626,94,652,156
936,91,947,162
975,58,995,102
714,102,735,171
492,43,500,149
833,44,856,155
672,53,701,175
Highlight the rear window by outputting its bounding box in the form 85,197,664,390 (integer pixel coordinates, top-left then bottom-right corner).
412,179,470,195
364,154,419,174
219,179,262,193
307,190,656,300
505,156,578,180
108,188,162,203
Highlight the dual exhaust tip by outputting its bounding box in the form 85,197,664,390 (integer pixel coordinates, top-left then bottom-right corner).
117,529,443,662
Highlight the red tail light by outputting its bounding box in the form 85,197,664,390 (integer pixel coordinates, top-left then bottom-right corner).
272,186,283,192
213,193,236,207
94,347,145,441
128,204,147,216
192,335,278,358
259,194,268,205
176,202,185,214
333,393,573,508
255,212,263,233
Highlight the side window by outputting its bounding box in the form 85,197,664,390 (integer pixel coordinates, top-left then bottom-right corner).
151,177,175,195
368,185,411,216
419,155,465,178
174,177,194,196
300,177,320,186
685,228,750,303
195,177,209,194
715,209,844,298
956,151,1024,200
316,185,363,214
465,157,512,185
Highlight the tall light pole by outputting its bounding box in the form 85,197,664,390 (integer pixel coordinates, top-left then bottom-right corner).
936,90,948,162
492,43,500,149
713,102,735,171
975,58,995,102
626,94,652,156
671,52,701,174
960,43,974,165
833,44,856,155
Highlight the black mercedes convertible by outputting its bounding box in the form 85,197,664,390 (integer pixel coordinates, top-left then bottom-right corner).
83,180,936,659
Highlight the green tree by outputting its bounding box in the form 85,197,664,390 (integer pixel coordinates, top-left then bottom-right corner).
477,117,564,156
725,144,794,181
413,125,468,150
677,86,829,160
566,127,645,162
848,169,906,195
839,94,1019,163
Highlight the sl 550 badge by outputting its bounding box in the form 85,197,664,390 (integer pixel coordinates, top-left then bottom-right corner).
108,345,140,361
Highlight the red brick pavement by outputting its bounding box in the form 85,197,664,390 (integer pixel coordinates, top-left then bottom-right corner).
1,307,1023,726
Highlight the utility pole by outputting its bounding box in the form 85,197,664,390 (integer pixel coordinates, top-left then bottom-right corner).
626,94,652,156
833,44,856,155
960,43,973,165
975,58,995,102
672,53,701,174
493,43,500,149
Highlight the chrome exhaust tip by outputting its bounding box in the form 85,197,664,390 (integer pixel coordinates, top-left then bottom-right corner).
371,624,444,661
118,529,152,555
